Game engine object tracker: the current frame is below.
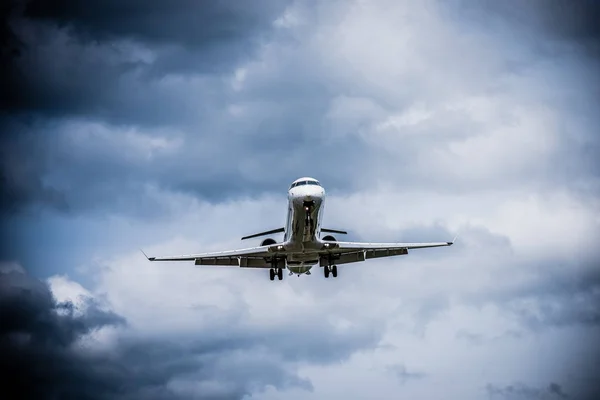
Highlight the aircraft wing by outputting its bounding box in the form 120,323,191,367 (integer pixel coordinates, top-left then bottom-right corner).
142,243,282,268
143,238,455,268
319,239,454,265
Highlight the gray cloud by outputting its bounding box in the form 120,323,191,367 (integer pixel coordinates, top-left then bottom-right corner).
461,257,600,332
386,364,426,385
456,0,600,51
2,0,600,218
486,382,569,400
2,0,291,115
24,0,288,48
0,264,383,400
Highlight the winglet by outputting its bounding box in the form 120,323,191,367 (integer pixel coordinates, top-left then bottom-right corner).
447,235,458,245
140,249,156,261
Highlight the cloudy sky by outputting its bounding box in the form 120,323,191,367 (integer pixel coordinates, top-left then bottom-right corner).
1,0,600,399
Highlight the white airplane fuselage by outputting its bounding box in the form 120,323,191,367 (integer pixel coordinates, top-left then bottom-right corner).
282,179,326,274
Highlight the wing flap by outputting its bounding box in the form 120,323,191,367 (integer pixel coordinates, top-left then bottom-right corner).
316,239,452,265
194,257,271,268
366,247,409,258
319,248,410,266
320,251,365,266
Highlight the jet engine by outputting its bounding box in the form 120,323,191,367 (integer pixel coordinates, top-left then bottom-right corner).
322,235,336,242
261,238,277,246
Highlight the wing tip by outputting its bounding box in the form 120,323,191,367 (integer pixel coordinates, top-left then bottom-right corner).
448,235,459,245
140,249,155,261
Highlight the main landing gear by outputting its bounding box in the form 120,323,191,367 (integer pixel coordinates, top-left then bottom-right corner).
324,253,338,279
269,268,283,281
269,258,283,281
324,264,338,278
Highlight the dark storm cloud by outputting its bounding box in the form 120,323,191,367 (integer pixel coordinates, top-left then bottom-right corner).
0,264,125,344
462,0,600,48
0,264,129,400
486,382,569,400
0,0,295,216
0,265,382,400
24,0,286,48
0,135,69,215
535,0,600,48
1,0,291,116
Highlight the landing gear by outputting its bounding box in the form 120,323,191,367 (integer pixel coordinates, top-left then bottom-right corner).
324,265,338,278
304,201,315,231
269,268,283,281
324,253,338,279
269,258,284,281
303,200,315,211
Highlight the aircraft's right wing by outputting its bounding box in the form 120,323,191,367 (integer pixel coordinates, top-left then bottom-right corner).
142,243,285,268
319,238,455,265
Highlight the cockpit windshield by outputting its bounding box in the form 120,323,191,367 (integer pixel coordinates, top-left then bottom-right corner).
290,180,321,189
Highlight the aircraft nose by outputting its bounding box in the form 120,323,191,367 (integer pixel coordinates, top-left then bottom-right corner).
291,185,324,202
302,186,324,201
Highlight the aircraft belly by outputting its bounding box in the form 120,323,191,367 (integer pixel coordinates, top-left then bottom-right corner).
286,263,314,274
286,253,318,274
287,252,319,263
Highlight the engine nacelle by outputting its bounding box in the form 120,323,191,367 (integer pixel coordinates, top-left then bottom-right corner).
322,235,336,242
261,238,277,246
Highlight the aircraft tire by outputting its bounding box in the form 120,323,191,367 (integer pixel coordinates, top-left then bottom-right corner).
324,266,330,278
269,269,275,281
332,265,338,278
277,268,283,280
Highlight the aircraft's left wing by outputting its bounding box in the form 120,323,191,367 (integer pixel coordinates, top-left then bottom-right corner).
142,243,282,268
319,239,455,265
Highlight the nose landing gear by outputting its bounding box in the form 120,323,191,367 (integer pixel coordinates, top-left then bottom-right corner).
303,200,315,211
303,200,315,231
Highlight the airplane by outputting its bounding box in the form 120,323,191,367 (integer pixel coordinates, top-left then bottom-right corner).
143,177,455,280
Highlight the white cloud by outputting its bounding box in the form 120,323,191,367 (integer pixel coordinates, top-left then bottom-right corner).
47,274,91,305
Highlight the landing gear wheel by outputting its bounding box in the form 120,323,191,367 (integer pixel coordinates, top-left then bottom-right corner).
269,269,275,281
277,268,283,280
324,266,330,278
332,265,338,278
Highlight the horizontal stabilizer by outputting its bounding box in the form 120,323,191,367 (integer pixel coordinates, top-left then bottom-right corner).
241,227,285,240
321,228,348,235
